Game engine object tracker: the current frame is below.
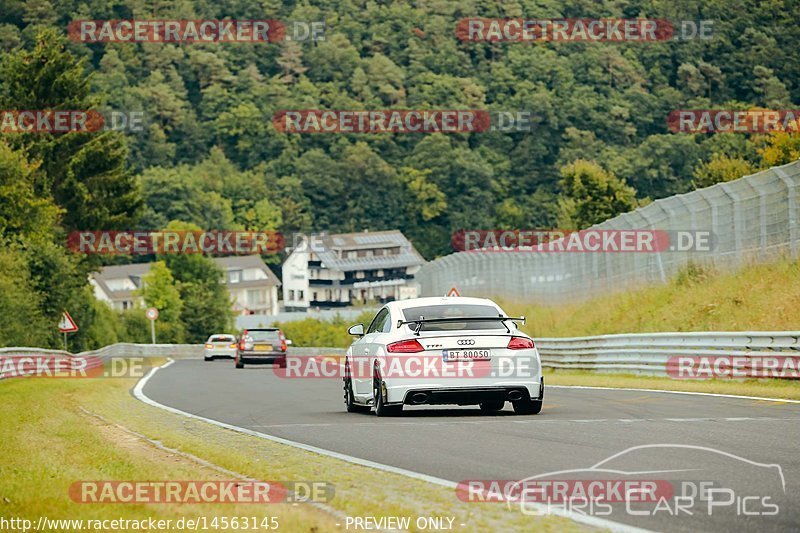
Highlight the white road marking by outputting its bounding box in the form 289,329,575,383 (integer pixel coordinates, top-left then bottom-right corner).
134,359,651,533
549,384,800,404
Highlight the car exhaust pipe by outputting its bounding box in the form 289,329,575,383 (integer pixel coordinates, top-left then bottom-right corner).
507,390,524,401
410,392,429,404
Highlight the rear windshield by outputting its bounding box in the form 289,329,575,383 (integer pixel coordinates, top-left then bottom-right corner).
208,335,234,342
401,304,509,331
245,330,281,342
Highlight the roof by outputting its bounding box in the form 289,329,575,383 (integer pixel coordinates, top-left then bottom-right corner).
91,255,280,299
215,255,281,286
388,296,502,312
90,262,152,300
309,230,425,272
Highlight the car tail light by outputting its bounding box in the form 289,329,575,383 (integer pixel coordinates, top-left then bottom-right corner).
239,331,247,350
387,339,425,353
280,339,287,351
204,343,213,349
507,337,535,350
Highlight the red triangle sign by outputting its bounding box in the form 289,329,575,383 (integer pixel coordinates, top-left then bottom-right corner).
58,310,79,332
446,287,460,297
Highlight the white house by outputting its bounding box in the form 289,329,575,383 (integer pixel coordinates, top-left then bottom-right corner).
90,255,281,315
282,230,425,311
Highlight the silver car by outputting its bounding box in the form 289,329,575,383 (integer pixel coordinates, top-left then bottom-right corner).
203,334,238,361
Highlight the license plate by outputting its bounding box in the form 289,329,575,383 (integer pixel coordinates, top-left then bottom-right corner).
254,344,272,351
443,349,491,362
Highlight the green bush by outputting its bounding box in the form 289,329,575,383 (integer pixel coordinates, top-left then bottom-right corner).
276,311,375,348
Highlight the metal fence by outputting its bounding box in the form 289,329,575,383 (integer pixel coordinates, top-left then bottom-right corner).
418,161,800,303
537,331,800,377
3,338,797,378
0,344,346,379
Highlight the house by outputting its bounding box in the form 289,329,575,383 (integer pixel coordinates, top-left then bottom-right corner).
215,255,281,315
282,230,425,311
90,255,281,315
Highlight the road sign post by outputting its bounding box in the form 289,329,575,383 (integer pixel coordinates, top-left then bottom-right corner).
58,310,79,352
145,307,159,344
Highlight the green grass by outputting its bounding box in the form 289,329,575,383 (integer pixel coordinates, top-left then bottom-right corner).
544,369,800,401
503,258,800,400
0,364,578,532
504,258,800,337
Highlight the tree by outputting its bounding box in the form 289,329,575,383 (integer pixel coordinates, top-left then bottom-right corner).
758,130,800,168
558,160,638,229
159,221,234,342
693,154,756,189
0,29,141,231
136,261,185,342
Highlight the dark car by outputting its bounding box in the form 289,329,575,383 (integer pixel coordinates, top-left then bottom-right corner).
235,328,290,368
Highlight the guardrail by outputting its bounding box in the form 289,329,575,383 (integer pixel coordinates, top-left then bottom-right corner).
3,334,799,379
0,344,346,379
536,331,800,376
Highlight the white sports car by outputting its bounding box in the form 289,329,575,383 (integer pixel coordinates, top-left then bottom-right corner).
343,296,544,416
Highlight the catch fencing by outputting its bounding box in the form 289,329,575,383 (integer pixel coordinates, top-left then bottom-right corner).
417,160,800,303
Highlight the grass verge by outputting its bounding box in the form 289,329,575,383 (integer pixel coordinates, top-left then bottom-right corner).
544,369,800,401
505,258,800,337
0,360,580,532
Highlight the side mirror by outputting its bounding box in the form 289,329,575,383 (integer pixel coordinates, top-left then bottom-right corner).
348,323,365,337
285,339,293,346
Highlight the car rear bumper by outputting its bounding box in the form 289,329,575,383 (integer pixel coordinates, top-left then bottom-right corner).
388,377,543,405
205,348,237,358
238,351,286,364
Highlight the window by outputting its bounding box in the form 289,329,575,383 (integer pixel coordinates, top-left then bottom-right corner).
229,270,242,283
401,304,506,332
288,290,295,300
367,308,390,334
208,335,235,343
298,290,304,300
247,289,267,306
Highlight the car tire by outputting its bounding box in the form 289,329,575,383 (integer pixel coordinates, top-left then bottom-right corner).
373,369,402,417
235,356,244,369
344,365,370,413
479,400,505,412
204,356,212,362
512,398,543,415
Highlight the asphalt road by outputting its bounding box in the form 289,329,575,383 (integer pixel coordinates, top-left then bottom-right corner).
143,358,800,533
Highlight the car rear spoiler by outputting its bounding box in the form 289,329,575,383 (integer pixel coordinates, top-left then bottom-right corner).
396,316,526,335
